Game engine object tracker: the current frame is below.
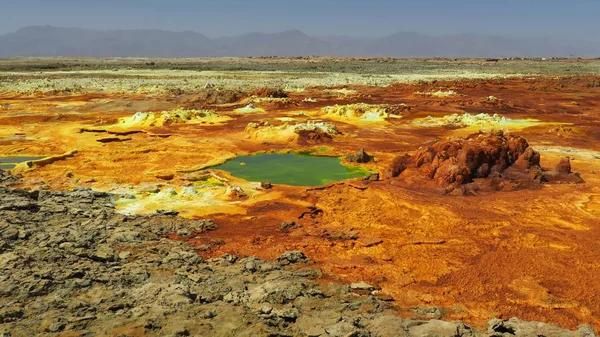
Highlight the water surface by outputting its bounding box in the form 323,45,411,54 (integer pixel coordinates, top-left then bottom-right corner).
0,156,45,170
213,153,369,186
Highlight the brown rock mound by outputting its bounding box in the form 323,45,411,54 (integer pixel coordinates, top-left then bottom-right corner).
296,129,334,145
385,131,584,193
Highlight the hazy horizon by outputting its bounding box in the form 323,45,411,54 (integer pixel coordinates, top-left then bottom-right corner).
4,25,597,43
1,0,599,41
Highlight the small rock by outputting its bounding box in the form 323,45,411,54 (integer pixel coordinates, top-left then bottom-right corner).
58,242,74,250
1,228,18,241
374,292,394,301
258,262,275,272
177,229,190,237
363,173,380,181
350,281,375,291
225,185,247,199
197,244,211,251
47,321,66,333
93,244,116,262
17,230,29,240
174,329,190,336
276,251,307,265
261,181,273,189
220,254,237,264
245,261,257,272
139,184,160,193
325,322,356,337
304,326,326,337
156,173,175,181
409,320,471,337
280,221,302,231
156,209,179,216
578,325,596,337
200,310,217,319
275,307,300,321
259,303,273,314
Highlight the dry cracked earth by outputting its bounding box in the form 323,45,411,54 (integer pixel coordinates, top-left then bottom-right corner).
2,59,600,336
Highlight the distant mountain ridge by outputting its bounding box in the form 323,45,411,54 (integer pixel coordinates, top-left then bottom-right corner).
0,25,598,58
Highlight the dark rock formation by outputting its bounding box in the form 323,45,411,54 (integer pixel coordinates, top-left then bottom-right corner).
96,137,132,143
346,148,374,163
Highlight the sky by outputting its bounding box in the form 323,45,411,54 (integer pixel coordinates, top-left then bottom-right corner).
0,0,599,40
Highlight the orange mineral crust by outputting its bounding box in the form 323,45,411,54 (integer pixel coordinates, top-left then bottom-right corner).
2,74,600,330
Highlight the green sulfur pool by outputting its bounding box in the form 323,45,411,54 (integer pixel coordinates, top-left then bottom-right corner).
0,156,45,170
212,153,370,186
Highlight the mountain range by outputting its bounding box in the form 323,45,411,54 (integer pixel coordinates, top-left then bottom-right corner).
0,26,598,58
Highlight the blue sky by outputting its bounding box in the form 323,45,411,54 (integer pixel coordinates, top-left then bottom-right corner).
1,0,599,40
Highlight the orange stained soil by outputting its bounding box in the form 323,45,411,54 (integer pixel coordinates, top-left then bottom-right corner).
2,76,600,330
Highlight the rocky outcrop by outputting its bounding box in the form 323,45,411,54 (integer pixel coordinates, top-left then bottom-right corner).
385,131,584,193
414,112,508,128
0,171,595,336
296,128,334,144
543,157,585,184
385,154,411,179
245,120,340,144
346,148,374,163
115,108,230,128
322,103,411,120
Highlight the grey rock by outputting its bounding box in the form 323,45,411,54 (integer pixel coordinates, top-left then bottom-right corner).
350,281,375,291
245,260,258,272
47,319,67,333
174,328,191,336
1,227,18,241
409,320,473,337
368,316,409,337
486,317,589,337
259,303,273,314
276,251,307,265
304,326,326,337
325,321,358,337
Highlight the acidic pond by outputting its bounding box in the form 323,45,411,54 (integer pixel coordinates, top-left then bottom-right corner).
213,153,370,186
0,156,45,170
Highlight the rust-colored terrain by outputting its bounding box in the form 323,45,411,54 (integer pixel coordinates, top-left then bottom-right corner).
2,59,600,331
